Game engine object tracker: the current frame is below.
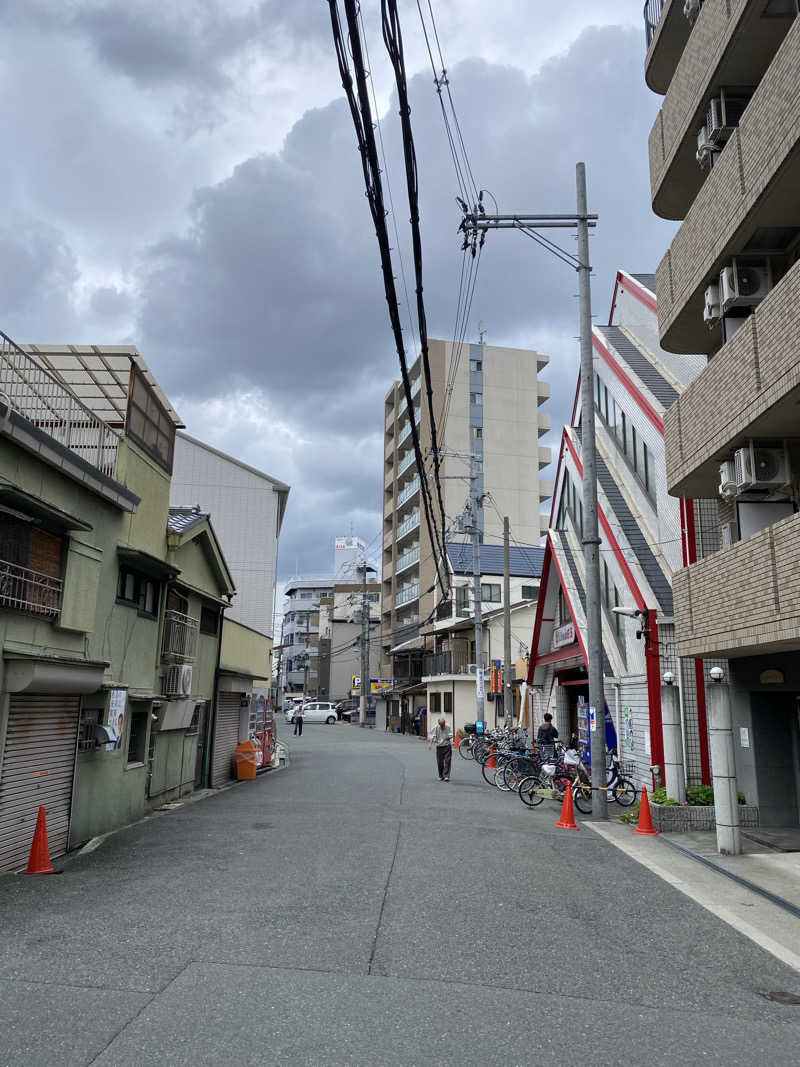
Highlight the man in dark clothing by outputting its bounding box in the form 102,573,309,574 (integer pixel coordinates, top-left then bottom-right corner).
293,706,304,737
536,712,558,754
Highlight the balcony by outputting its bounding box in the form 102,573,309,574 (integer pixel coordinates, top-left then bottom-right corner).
398,448,416,476
648,0,796,220
644,0,692,95
395,583,419,609
673,511,800,659
537,412,551,439
396,511,420,541
1,331,121,479
539,478,554,503
0,558,62,618
396,545,420,575
655,18,800,354
537,381,551,407
663,258,800,497
396,477,420,510
397,419,414,447
422,649,490,677
161,609,200,662
538,446,552,471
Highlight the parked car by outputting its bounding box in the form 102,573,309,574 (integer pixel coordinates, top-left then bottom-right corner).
286,701,339,725
338,699,376,723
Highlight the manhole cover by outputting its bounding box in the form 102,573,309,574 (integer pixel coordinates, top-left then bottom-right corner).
762,991,800,1005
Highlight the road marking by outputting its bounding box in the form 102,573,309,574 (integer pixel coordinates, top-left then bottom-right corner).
587,823,800,974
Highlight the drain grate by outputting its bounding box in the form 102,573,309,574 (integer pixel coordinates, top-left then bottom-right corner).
761,991,800,1005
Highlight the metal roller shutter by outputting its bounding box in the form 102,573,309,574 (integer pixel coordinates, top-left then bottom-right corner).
211,693,243,788
0,694,80,873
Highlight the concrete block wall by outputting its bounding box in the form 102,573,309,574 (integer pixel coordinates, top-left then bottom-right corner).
664,258,800,493
673,510,800,657
656,18,800,349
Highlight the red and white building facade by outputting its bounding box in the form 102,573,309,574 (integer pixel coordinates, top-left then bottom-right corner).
527,270,723,788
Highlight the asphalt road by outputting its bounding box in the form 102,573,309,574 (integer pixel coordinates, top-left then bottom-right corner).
1,725,799,1066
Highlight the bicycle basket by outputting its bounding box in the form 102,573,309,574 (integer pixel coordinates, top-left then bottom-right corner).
563,750,580,766
541,763,556,776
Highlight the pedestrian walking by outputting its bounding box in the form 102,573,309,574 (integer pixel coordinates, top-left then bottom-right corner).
536,711,557,756
428,715,452,781
293,705,304,737
412,709,422,737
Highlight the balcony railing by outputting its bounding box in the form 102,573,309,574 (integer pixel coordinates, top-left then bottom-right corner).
643,0,666,49
0,558,62,618
396,546,420,574
397,477,420,509
161,609,200,662
398,420,413,447
395,583,419,608
1,330,121,479
396,511,420,540
398,449,416,476
423,649,490,677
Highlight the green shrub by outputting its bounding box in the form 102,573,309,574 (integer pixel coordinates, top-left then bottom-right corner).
686,784,715,806
650,788,679,806
618,803,640,824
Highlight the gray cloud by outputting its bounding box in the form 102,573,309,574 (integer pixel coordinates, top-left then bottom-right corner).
0,220,79,338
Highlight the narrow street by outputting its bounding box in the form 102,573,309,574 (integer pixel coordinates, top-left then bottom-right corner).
1,727,799,1066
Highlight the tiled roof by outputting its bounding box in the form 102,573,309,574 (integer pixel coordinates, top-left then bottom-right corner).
168,506,209,534
446,541,544,578
596,325,679,410
631,273,656,293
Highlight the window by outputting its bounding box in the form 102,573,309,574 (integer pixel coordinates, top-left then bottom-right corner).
126,365,176,474
594,370,657,505
200,605,219,636
126,706,149,765
455,586,471,615
470,392,483,405
367,592,380,603
472,426,483,440
601,560,624,642
78,706,102,751
481,583,501,602
430,692,441,715
470,359,482,373
521,585,537,599
299,591,312,599
117,567,158,617
443,691,452,715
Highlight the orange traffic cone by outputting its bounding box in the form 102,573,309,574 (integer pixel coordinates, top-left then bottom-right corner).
486,744,496,770
633,785,659,836
26,805,55,874
555,784,580,830
453,731,460,749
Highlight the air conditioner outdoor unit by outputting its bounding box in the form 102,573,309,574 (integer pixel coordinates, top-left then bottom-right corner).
703,282,721,324
733,442,790,493
718,459,737,499
705,89,751,147
719,258,772,311
164,664,193,697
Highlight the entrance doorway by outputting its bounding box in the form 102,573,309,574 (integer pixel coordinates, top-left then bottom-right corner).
752,693,800,828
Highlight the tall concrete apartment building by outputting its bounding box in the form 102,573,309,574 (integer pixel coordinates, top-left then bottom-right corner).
381,338,551,674
644,0,800,844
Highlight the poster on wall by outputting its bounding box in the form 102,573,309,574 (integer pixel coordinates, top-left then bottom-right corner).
622,706,634,753
106,688,127,751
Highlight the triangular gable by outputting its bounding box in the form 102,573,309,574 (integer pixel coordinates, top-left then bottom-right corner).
168,516,236,600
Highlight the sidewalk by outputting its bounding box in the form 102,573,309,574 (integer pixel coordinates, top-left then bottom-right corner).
589,820,800,975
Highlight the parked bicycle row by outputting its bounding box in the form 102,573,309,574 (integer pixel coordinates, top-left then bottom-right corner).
457,722,638,814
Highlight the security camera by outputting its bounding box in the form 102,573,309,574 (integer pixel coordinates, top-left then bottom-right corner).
709,666,725,683
662,671,675,685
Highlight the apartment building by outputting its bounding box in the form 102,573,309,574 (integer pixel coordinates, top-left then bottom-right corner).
380,338,552,677
281,578,334,693
528,271,722,792
317,581,381,703
644,0,800,846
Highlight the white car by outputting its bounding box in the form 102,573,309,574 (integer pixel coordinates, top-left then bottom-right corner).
286,701,338,725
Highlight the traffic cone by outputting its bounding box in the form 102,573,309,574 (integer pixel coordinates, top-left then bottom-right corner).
486,744,496,770
633,785,659,836
555,784,580,830
453,731,460,749
26,806,55,875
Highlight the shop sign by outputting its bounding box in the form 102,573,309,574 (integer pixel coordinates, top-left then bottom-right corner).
552,622,576,650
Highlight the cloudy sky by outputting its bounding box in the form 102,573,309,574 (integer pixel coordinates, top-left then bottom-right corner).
0,1,677,581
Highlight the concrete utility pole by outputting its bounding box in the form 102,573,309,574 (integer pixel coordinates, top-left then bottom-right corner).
461,162,606,816
358,563,370,727
470,452,485,729
503,516,513,729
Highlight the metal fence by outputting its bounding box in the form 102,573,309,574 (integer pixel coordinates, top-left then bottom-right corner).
0,558,63,617
161,609,200,661
0,330,121,478
643,0,666,48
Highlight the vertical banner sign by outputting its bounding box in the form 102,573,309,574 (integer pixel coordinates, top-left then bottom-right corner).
106,688,127,751
589,704,597,732
475,668,485,701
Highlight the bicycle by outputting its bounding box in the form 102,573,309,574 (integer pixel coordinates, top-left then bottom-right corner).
572,750,637,813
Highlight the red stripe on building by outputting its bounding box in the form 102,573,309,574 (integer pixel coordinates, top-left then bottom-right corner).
592,332,665,435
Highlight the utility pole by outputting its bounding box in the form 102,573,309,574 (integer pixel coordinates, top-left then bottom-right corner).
461,162,606,817
470,452,485,729
358,562,370,727
503,516,513,729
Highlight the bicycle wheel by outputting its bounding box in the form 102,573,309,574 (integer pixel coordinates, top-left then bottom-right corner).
459,738,475,760
494,765,512,791
482,758,503,785
518,775,545,807
573,781,593,814
502,759,525,791
611,777,637,806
